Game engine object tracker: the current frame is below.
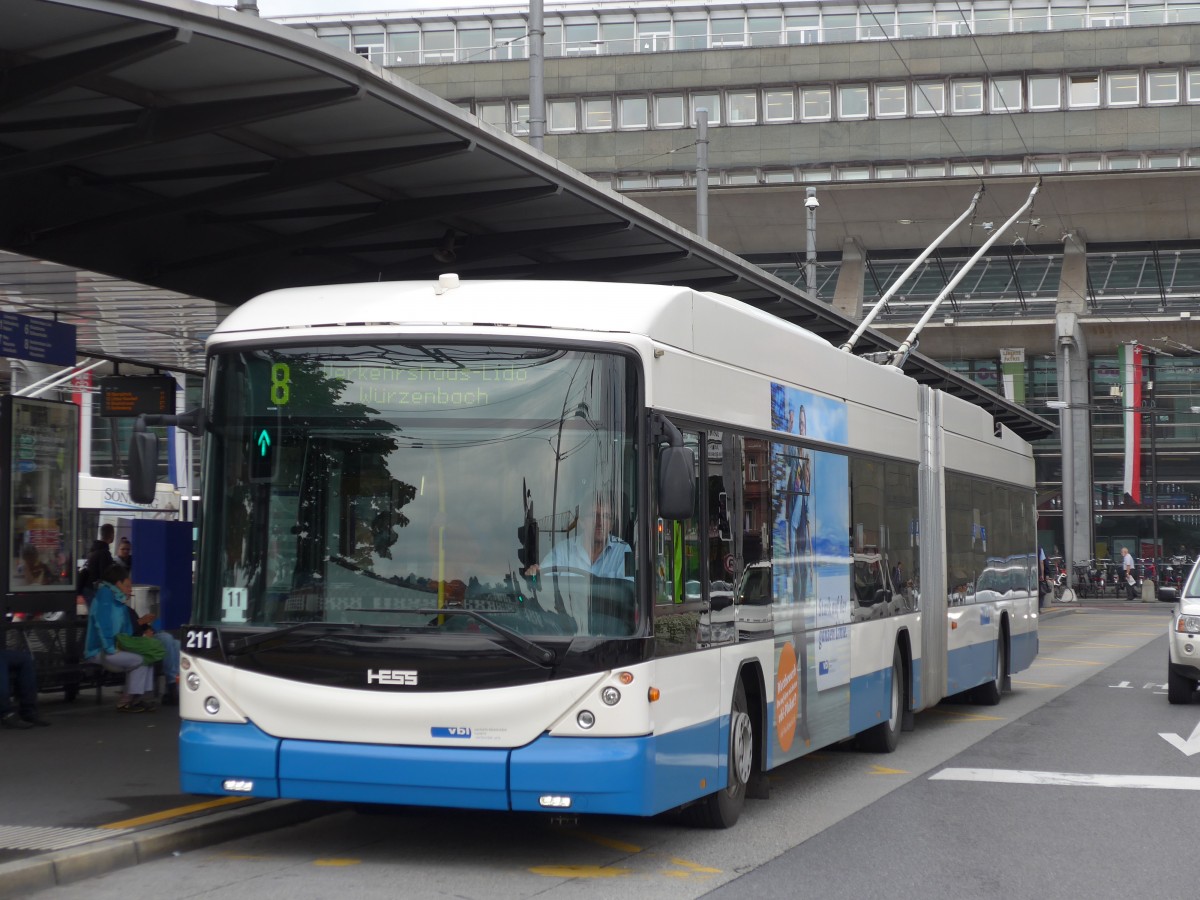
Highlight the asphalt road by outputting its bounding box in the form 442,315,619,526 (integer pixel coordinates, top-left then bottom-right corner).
26,606,1192,900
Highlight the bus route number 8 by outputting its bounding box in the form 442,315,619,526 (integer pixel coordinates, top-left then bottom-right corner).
271,362,291,406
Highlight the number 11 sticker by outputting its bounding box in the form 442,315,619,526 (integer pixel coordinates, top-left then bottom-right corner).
223,587,248,623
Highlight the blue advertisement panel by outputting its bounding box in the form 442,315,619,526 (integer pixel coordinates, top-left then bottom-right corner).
767,383,851,764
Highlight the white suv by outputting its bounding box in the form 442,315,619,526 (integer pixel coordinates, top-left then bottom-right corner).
1167,558,1200,704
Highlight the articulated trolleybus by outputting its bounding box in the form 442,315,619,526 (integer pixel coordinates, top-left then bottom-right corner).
173,276,1038,827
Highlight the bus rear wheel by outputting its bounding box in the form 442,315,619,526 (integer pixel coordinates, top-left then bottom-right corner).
972,635,1006,706
685,679,752,828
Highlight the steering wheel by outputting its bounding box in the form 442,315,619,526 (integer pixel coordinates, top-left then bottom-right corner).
539,566,594,579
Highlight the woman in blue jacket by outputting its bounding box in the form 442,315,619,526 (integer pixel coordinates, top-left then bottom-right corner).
85,563,155,712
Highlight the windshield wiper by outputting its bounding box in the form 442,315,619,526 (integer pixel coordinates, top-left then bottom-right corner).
346,607,556,667
227,621,365,656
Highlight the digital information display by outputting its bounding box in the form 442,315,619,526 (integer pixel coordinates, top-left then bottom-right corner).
99,375,176,417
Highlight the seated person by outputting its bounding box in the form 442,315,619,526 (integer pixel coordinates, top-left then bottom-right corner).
84,564,156,712
130,609,180,706
1,648,49,728
525,499,632,580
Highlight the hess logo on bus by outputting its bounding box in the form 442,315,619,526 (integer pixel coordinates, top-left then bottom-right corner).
367,669,418,686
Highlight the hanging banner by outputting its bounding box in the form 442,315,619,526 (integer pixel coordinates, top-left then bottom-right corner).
999,348,1025,403
1119,343,1142,505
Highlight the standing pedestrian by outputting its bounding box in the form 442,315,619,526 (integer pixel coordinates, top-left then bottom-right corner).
1121,546,1138,601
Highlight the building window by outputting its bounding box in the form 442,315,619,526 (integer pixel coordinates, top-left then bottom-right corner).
974,9,1011,33
862,9,896,39
1050,2,1086,30
421,29,455,64
544,24,563,57
951,162,983,176
823,13,858,42
1106,71,1140,106
1189,69,1200,102
637,20,670,53
1188,152,1200,167
511,102,530,135
763,169,797,182
802,87,832,120
457,27,491,63
1068,157,1101,171
547,99,578,133
494,25,528,60
785,14,820,44
875,164,909,179
1146,70,1181,104
1106,155,1141,169
1068,74,1100,107
764,90,795,122
1031,158,1063,173
692,93,721,126
726,171,759,184
898,10,934,38
476,102,506,130
600,22,634,55
913,163,947,177
749,16,783,46
838,84,870,119
728,91,758,124
936,9,971,35
801,168,832,182
352,31,384,63
655,173,687,187
1148,155,1181,168
991,77,1023,112
914,82,946,115
655,95,686,128
618,96,649,129
989,160,1025,174
952,79,984,113
617,175,651,189
673,19,707,51
1029,75,1062,109
876,83,907,117
564,23,600,56
711,16,747,47
1014,7,1049,31
583,98,613,131
386,31,419,66
838,167,870,180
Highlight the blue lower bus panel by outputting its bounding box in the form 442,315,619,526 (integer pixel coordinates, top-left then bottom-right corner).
179,717,724,816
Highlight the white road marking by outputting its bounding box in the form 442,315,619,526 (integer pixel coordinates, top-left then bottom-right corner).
1159,720,1200,756
931,768,1200,791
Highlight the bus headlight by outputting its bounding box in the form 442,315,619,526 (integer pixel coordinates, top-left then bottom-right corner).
204,696,221,715
577,710,595,729
601,686,621,706
186,673,201,691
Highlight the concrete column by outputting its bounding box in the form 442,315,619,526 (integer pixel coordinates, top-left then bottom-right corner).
832,236,866,318
1055,229,1094,576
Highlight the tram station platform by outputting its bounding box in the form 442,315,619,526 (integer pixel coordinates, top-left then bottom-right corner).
0,686,326,899
0,593,1170,897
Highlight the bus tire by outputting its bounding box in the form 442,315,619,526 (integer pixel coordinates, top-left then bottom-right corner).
972,634,1006,706
685,679,752,828
858,645,902,753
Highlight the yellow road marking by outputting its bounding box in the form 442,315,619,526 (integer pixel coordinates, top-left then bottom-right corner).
671,857,721,874
1030,656,1105,666
1011,679,1063,688
314,858,361,867
572,831,642,853
100,796,248,830
925,709,1004,722
530,865,630,878
870,765,908,775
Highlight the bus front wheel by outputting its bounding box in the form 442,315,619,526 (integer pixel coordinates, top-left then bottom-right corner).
685,679,752,828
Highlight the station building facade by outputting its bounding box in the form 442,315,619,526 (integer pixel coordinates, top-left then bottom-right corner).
281,1,1200,573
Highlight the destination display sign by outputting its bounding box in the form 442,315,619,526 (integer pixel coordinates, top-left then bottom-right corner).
98,375,176,417
0,311,76,366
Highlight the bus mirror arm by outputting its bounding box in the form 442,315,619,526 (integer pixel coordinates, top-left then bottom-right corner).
127,407,207,504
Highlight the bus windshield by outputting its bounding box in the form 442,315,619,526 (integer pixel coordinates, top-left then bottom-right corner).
197,343,640,642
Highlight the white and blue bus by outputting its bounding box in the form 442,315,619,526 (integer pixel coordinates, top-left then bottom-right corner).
172,276,1038,827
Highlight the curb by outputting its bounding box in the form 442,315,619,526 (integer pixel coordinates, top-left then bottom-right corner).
0,799,329,899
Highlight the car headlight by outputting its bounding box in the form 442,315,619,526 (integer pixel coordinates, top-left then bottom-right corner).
1177,615,1200,634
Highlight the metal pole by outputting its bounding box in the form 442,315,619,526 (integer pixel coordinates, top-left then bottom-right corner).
528,0,545,151
840,187,983,353
1060,340,1075,589
696,110,708,240
805,187,817,296
1150,399,1159,566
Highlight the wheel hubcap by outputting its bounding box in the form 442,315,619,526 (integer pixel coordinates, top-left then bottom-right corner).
730,710,753,787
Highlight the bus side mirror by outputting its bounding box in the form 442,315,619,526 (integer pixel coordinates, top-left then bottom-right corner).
658,446,695,521
128,428,158,505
